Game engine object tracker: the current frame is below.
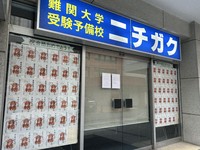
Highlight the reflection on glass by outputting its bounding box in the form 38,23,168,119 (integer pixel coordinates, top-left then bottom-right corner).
156,124,180,142
84,51,152,150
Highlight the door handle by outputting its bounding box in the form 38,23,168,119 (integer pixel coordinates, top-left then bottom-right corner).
124,99,133,108
112,99,122,109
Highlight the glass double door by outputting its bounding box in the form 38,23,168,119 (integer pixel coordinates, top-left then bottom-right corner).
84,48,152,150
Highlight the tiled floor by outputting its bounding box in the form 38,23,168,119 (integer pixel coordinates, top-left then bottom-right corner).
158,142,200,150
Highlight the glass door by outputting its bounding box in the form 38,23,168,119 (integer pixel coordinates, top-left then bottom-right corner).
84,48,152,150
84,50,123,150
122,58,152,149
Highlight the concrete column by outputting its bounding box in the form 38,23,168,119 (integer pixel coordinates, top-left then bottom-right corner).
180,22,200,146
0,18,9,147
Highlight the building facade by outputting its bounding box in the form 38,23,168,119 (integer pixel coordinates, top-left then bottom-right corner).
0,0,200,150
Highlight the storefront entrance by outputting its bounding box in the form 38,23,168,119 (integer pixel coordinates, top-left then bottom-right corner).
84,47,152,150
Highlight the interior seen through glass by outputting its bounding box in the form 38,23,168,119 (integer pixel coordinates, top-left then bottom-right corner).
84,50,152,150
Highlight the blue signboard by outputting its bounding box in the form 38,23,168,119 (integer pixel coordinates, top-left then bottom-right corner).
37,0,181,60
131,20,180,60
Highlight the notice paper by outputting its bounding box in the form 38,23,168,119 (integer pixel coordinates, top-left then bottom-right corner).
102,73,111,89
112,74,120,89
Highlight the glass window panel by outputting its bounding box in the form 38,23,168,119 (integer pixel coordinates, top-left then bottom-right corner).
84,49,152,150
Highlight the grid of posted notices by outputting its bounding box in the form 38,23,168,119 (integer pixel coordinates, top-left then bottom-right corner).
153,62,179,128
2,41,80,150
